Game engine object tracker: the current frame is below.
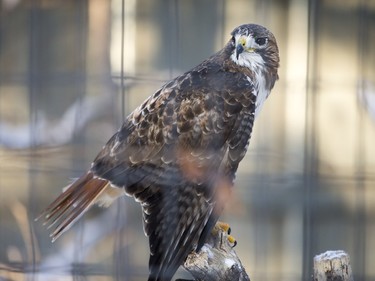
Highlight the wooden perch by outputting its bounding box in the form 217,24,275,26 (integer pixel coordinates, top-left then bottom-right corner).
179,223,250,281
313,250,353,281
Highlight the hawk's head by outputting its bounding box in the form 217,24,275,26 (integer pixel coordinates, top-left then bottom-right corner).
229,24,279,75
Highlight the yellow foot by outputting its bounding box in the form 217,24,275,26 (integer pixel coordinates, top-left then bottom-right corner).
214,221,237,248
227,234,237,248
216,221,231,233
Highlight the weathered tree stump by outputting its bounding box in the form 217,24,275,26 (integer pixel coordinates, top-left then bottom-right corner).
181,223,250,281
313,250,353,281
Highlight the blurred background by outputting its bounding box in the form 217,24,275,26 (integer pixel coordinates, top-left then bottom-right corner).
0,0,374,280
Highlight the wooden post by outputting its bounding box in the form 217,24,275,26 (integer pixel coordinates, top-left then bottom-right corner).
313,250,354,281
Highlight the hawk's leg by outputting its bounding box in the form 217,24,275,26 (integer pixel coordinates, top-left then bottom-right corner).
213,221,237,249
183,220,249,281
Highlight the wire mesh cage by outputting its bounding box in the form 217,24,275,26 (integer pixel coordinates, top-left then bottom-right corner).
0,0,375,280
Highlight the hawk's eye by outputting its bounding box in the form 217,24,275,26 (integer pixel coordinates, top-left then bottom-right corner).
231,36,235,46
255,37,267,46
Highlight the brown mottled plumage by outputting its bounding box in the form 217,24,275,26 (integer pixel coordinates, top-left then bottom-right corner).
38,24,279,281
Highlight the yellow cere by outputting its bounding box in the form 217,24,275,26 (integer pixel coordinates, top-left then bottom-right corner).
238,36,255,52
238,36,247,47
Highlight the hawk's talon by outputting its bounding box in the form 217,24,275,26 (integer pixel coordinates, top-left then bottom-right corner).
228,235,237,248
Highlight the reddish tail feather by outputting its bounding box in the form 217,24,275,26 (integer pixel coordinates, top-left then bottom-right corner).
37,172,109,242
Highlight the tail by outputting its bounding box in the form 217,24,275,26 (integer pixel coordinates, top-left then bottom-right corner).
37,172,113,242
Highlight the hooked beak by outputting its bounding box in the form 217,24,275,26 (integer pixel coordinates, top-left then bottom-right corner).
236,44,244,60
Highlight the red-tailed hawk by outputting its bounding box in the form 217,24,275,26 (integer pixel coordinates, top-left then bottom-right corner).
39,23,279,281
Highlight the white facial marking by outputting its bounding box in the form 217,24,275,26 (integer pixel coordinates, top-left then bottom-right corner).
231,34,267,68
231,35,266,69
232,33,270,117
